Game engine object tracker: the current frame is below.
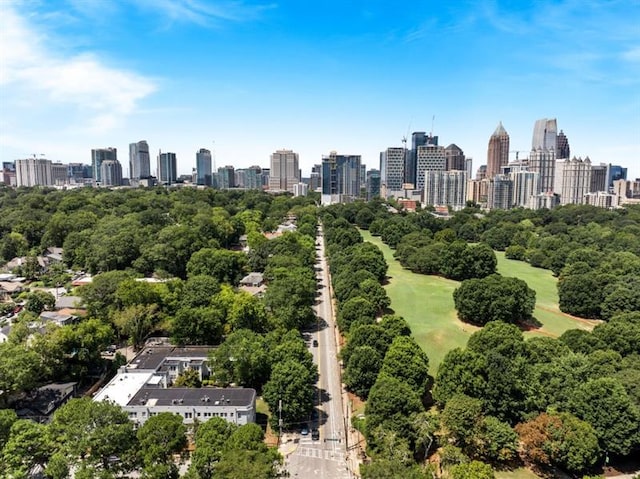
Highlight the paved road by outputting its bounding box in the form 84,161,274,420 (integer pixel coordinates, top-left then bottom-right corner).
283,226,352,479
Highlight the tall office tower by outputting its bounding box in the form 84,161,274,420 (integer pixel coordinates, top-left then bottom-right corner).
608,165,628,189
51,163,68,185
309,172,320,191
590,163,609,192
510,171,540,207
415,144,446,191
556,130,570,159
476,165,487,180
268,149,300,192
554,157,592,205
15,157,53,187
91,147,117,184
465,158,473,179
195,148,212,186
68,163,86,182
466,178,490,207
445,144,466,171
423,170,467,210
101,159,123,186
293,183,308,197
217,165,235,189
532,118,558,150
405,132,438,186
359,164,367,188
321,152,361,205
487,175,514,210
260,169,270,188
129,141,151,181
486,122,510,178
380,147,405,195
529,147,556,193
157,151,177,185
242,166,262,190
366,169,381,200
612,179,630,200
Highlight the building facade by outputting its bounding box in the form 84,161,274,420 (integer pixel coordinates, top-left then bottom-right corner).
321,152,361,205
445,144,466,172
415,144,446,191
15,158,53,187
556,130,570,159
532,118,558,150
529,147,556,193
268,149,300,192
487,175,514,210
91,147,117,184
486,122,510,178
380,147,405,196
554,157,592,205
511,171,540,208
196,148,212,186
101,159,123,186
129,141,151,181
157,152,177,185
423,170,467,210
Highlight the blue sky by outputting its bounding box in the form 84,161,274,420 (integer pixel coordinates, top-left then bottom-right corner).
1,0,639,179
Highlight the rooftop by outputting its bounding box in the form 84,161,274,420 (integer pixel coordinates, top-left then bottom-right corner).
128,387,256,408
94,371,155,406
127,346,210,371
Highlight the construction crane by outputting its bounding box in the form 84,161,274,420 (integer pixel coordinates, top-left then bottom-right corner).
509,150,525,161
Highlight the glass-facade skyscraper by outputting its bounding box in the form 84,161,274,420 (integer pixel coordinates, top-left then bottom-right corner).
157,151,177,185
196,148,212,186
129,141,151,181
321,152,361,205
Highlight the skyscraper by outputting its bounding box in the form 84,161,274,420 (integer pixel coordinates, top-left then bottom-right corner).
532,118,558,150
380,147,405,195
487,175,514,210
556,130,570,159
486,122,510,178
321,152,361,205
445,144,466,171
157,151,177,185
554,157,592,205
529,147,556,193
268,149,300,192
510,171,540,208
423,170,467,210
415,144,446,191
101,159,123,186
196,148,212,186
366,169,381,201
590,163,609,192
608,165,628,188
91,147,117,184
15,157,53,187
217,165,235,189
129,141,150,181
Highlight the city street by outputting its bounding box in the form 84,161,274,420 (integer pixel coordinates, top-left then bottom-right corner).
283,225,353,479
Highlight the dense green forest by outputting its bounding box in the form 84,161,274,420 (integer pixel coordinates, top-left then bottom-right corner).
322,201,640,479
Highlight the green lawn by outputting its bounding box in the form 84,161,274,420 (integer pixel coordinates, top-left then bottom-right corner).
361,231,598,372
495,468,541,479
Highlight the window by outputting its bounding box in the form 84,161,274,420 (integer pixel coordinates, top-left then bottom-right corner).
185,412,192,419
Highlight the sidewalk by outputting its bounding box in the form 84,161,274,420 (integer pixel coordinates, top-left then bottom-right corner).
278,433,299,457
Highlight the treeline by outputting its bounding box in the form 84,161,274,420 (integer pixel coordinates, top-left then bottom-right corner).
0,398,281,478
323,201,640,479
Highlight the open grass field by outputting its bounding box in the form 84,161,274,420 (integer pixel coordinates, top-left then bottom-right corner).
495,468,541,479
360,231,599,373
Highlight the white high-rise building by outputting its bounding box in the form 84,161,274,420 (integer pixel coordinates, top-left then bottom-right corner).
380,147,405,196
416,144,446,191
269,149,300,192
15,158,53,187
101,159,123,186
529,147,556,193
510,171,540,207
423,170,467,210
554,157,592,205
129,141,150,181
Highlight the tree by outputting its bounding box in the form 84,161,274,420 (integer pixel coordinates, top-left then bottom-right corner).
475,416,518,463
49,398,136,472
214,448,282,479
453,274,536,325
340,324,391,366
1,419,53,476
361,458,428,479
179,275,220,308
379,336,430,396
343,346,384,399
137,412,187,467
0,342,42,395
171,306,224,346
365,374,424,448
0,409,18,450
174,368,202,388
263,360,315,430
359,278,391,313
186,248,247,285
442,394,484,449
210,329,270,389
558,272,612,319
79,270,133,320
190,417,237,477
569,377,640,455
515,412,601,474
338,296,377,332
449,461,495,479
24,290,56,314
379,314,412,338
113,304,161,350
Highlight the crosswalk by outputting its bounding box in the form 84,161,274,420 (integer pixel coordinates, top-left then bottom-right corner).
295,446,346,463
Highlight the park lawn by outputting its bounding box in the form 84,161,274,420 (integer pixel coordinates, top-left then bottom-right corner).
360,231,598,372
495,468,541,479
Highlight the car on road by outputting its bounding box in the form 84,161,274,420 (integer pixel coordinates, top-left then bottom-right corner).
311,429,320,441
312,339,318,347
301,427,309,436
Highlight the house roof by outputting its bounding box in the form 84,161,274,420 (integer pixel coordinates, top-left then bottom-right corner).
128,387,256,408
55,296,85,310
0,281,24,293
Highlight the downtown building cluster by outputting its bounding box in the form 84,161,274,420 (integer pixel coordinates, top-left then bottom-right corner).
2,120,639,210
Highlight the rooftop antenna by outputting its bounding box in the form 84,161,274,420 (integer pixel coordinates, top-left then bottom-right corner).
430,115,435,138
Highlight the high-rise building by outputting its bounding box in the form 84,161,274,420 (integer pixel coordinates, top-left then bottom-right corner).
532,118,558,150
529,147,556,193
268,149,300,192
423,170,467,210
584,191,618,208
15,157,53,187
415,144,446,191
445,144,466,171
292,183,308,197
554,157,592,205
366,169,381,201
321,152,361,205
476,165,487,180
465,158,473,179
157,151,177,185
380,147,405,195
510,171,540,208
590,163,609,192
556,130,570,159
486,122,510,178
217,165,235,189
91,147,117,184
487,175,514,210
405,132,437,186
608,165,628,189
466,178,489,207
195,148,212,186
51,163,68,186
101,159,123,186
129,141,150,181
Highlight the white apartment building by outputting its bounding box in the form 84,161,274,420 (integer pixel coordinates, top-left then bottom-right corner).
15,158,53,187
554,157,592,205
423,170,467,210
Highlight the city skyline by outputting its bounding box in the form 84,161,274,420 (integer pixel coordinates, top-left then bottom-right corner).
1,1,639,178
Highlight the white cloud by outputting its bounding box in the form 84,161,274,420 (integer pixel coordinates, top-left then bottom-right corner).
0,3,157,135
622,46,640,63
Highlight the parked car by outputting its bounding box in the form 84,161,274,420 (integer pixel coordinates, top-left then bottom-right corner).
313,339,318,347
312,429,320,441
301,426,309,436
